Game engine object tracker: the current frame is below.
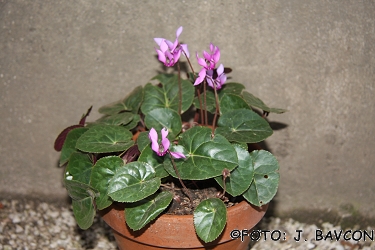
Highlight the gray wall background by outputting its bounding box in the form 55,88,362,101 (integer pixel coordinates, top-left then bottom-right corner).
1,0,374,219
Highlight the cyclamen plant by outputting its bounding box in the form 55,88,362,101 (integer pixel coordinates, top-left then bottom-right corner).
54,26,286,243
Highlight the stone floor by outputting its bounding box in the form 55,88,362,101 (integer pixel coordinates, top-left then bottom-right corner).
0,199,374,249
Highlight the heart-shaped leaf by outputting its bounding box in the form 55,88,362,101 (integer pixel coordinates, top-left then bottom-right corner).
193,90,216,113
123,114,140,130
215,109,273,143
123,86,144,114
64,179,98,201
219,93,250,114
136,131,151,152
194,198,227,243
108,162,160,202
215,144,254,196
95,112,134,126
98,86,143,115
125,191,173,230
72,197,96,230
242,150,280,206
63,176,98,230
218,82,245,97
76,125,134,153
54,106,92,151
91,156,124,210
242,91,287,114
164,126,238,180
144,108,182,140
54,125,83,152
138,146,169,178
141,74,194,115
65,152,93,184
59,127,89,166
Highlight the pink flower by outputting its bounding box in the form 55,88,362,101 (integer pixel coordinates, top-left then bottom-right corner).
194,43,226,89
148,128,186,159
199,43,220,70
206,64,227,90
154,26,189,67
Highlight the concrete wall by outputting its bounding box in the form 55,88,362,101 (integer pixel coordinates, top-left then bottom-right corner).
1,0,374,219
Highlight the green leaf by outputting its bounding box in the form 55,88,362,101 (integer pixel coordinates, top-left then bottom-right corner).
59,127,89,166
141,74,194,115
64,179,98,201
164,126,238,180
215,144,254,196
64,178,98,229
123,86,144,114
193,90,216,113
194,198,227,243
216,109,273,143
65,152,93,184
76,125,134,153
72,197,96,230
95,112,134,126
242,91,287,114
219,82,245,97
91,156,124,210
219,93,250,114
123,114,140,130
108,162,161,202
242,150,280,206
144,108,182,140
98,86,143,115
125,191,173,230
136,131,151,152
138,146,169,178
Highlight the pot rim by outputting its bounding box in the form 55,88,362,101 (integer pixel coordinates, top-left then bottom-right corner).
100,200,268,248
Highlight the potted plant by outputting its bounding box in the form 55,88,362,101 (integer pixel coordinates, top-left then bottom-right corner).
54,26,286,249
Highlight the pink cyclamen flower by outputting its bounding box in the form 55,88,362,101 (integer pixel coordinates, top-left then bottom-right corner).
194,43,226,89
148,128,186,159
200,43,221,70
154,26,190,67
206,64,227,90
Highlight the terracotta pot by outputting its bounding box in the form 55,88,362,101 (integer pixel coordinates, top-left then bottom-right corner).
100,200,268,250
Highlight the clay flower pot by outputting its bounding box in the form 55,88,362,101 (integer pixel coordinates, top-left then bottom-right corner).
100,200,268,250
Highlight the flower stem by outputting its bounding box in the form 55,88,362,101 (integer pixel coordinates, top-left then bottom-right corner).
183,51,195,75
168,151,194,207
211,81,220,135
196,88,204,124
219,168,230,199
183,52,204,124
203,80,208,126
177,61,182,115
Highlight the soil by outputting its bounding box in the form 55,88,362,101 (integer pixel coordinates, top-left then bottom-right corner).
160,178,243,215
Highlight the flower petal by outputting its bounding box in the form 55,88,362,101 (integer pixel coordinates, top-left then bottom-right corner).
203,50,211,61
180,44,189,58
161,128,170,152
170,151,186,159
161,127,168,140
165,39,174,50
149,128,159,153
154,38,164,46
176,26,183,38
160,40,169,52
196,54,208,68
156,49,166,64
173,50,182,64
194,69,207,86
217,64,224,75
209,43,215,52
213,49,220,64
206,77,214,89
172,38,179,51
